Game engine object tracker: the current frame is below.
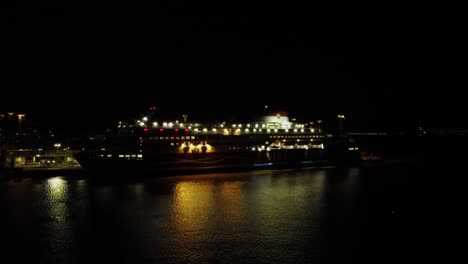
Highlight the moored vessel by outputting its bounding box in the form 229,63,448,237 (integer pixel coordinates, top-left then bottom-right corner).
74,109,360,175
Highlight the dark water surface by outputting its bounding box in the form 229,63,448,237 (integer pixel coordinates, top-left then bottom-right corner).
2,165,428,263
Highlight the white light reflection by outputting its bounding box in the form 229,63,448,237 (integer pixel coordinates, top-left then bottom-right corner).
47,177,67,199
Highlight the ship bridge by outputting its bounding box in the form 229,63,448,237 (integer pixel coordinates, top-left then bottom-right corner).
260,113,293,129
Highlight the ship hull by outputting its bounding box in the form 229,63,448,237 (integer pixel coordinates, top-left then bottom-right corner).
74,148,331,177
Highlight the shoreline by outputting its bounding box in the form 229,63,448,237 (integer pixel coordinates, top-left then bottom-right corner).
0,159,415,181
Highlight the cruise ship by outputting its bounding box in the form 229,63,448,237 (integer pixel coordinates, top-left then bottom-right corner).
74,109,361,175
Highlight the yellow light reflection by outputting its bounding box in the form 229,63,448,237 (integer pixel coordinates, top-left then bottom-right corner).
173,182,215,232
171,179,248,249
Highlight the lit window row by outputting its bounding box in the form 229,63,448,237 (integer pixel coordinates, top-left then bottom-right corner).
142,128,320,135
113,154,143,159
188,128,317,134
148,136,197,140
269,135,323,139
228,146,251,150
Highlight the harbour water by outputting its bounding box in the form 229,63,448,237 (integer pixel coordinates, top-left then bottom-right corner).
1,164,436,263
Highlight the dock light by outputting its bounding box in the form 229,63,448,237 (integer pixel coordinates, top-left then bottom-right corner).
17,114,26,133
54,143,61,154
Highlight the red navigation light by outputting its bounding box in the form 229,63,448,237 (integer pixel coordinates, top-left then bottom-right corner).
160,128,164,132
185,128,189,132
143,128,149,133
175,128,179,132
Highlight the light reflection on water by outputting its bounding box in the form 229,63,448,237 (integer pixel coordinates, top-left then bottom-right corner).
45,176,69,222
0,166,412,263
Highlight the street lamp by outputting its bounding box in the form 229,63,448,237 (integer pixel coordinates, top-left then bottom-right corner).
337,114,345,137
17,114,25,134
54,143,61,154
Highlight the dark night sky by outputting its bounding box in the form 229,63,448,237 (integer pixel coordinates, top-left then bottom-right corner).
2,3,466,133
